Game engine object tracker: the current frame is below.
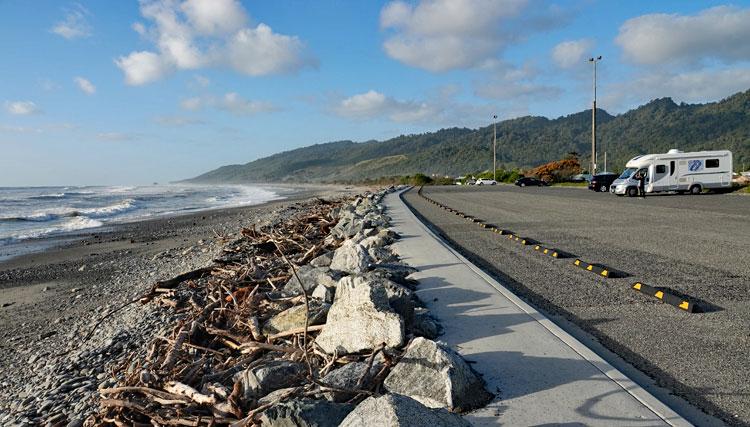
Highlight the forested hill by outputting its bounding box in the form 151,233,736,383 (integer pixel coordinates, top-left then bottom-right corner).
189,89,750,183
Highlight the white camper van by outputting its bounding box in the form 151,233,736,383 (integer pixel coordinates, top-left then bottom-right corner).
610,149,732,196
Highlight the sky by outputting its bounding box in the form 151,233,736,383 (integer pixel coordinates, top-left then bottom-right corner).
2,0,750,186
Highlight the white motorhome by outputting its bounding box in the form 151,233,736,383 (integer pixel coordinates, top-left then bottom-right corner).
610,149,733,196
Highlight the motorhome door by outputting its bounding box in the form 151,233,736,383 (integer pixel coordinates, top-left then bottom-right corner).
649,163,670,192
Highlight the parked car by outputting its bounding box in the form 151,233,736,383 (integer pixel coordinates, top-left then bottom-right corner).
588,173,618,192
514,177,548,187
570,173,592,183
475,178,497,185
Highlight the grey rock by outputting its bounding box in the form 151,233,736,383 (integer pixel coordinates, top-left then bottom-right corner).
359,234,387,250
258,398,354,427
361,273,414,331
339,393,470,427
309,251,333,267
384,338,492,412
368,264,417,287
311,284,334,304
368,246,398,263
282,266,341,295
320,361,382,402
237,360,305,399
262,301,330,335
413,310,439,339
330,240,372,274
315,276,404,354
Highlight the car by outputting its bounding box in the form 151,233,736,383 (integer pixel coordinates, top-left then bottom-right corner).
588,173,618,192
475,178,497,185
514,177,548,187
570,173,592,183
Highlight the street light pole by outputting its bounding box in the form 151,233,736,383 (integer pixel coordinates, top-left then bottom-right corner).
493,114,497,181
589,55,602,176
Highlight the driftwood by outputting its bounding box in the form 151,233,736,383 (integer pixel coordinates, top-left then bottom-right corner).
92,196,395,425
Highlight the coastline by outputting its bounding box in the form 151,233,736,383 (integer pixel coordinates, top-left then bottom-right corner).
0,184,359,421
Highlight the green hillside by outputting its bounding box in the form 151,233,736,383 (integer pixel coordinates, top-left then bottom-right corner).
189,89,750,183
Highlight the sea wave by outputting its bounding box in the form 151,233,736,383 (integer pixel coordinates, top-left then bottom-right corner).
10,217,104,241
0,199,137,223
28,190,96,200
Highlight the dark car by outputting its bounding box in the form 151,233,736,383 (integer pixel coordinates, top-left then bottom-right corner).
514,177,548,187
588,173,618,192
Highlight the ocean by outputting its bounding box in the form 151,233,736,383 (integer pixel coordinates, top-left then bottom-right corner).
0,184,284,249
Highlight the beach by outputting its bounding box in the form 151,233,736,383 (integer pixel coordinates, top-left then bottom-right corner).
0,184,356,423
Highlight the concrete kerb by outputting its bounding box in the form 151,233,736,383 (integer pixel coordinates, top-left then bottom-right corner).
395,188,691,426
632,282,698,313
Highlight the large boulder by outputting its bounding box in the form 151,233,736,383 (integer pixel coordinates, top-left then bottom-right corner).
330,240,372,274
361,273,414,332
320,360,383,402
258,398,354,427
367,264,417,288
237,360,306,400
339,393,470,427
282,266,341,295
262,301,330,335
315,276,404,354
383,338,492,412
413,308,439,339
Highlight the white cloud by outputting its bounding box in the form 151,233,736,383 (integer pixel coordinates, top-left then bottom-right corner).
473,61,562,101
116,0,313,85
115,51,171,86
180,96,203,110
51,3,92,40
74,77,96,95
604,68,750,112
181,0,247,35
616,6,750,66
335,90,438,123
97,132,132,142
192,74,210,87
379,0,566,71
179,92,277,115
551,39,594,69
0,124,43,134
4,101,40,115
154,115,205,126
219,92,278,115
227,25,311,76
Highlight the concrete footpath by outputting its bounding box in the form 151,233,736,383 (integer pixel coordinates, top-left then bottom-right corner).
385,189,691,426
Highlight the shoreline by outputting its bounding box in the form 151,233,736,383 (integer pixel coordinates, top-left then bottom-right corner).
0,185,360,421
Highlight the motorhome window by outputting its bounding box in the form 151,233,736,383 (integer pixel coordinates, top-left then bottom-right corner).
706,159,719,168
656,165,666,174
619,168,636,179
670,161,675,175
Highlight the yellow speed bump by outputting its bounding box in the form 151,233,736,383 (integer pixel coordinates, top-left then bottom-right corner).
573,259,610,277
631,282,697,313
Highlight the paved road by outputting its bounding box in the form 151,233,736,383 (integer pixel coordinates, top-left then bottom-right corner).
403,185,750,426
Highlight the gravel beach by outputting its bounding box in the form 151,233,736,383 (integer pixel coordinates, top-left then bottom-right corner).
0,185,356,424
404,185,750,427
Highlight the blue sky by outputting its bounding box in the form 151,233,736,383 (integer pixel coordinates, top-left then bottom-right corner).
2,0,750,186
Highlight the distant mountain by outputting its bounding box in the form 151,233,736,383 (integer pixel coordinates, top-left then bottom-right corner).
189,89,750,183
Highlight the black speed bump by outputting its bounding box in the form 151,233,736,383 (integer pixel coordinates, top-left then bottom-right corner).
632,282,697,313
573,259,610,277
534,245,559,258
508,234,530,245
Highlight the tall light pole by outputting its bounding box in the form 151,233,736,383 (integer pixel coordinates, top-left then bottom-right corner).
493,114,497,181
589,55,602,176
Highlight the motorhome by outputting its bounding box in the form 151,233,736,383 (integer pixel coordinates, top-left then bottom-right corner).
610,149,732,196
